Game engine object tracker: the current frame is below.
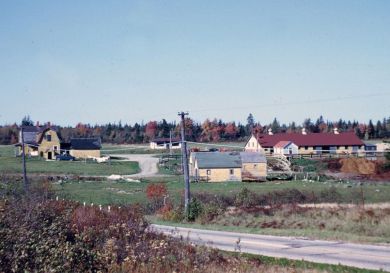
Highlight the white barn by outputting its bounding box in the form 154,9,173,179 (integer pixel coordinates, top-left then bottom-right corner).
273,141,299,156
150,138,181,150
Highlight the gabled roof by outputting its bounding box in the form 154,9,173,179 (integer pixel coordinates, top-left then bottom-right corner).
37,127,60,144
193,152,241,169
19,126,44,144
70,138,101,150
240,152,267,163
274,141,296,148
257,132,364,147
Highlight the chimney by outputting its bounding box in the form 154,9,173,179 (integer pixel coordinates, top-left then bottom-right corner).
333,127,339,134
302,128,307,135
268,128,273,135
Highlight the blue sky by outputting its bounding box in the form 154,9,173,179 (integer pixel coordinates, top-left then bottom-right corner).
0,0,389,126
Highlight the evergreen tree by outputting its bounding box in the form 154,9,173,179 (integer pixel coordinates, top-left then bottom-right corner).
21,115,34,126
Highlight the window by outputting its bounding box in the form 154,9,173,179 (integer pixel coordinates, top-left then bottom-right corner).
305,146,308,150
229,169,234,175
254,164,257,168
46,134,52,141
345,146,348,149
53,146,58,151
207,170,211,175
252,142,254,147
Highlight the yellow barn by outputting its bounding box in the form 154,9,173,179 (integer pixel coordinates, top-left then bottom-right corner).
191,152,242,182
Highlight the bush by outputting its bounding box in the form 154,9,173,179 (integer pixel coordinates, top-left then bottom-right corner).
146,183,167,200
198,203,225,224
145,183,168,213
188,198,203,221
319,186,342,203
234,187,258,208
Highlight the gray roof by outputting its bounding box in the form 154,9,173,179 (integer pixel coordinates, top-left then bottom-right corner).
193,152,242,169
70,138,101,150
240,152,267,163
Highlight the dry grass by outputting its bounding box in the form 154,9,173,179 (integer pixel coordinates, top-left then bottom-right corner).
201,205,390,243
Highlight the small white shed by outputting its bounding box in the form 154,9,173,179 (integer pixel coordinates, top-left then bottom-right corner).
274,141,299,156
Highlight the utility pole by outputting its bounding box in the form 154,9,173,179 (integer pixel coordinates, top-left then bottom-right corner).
178,111,190,217
169,129,173,156
21,127,28,193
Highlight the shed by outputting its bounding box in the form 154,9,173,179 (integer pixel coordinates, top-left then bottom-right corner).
150,137,181,150
70,138,102,159
240,152,267,181
191,152,242,182
273,141,299,156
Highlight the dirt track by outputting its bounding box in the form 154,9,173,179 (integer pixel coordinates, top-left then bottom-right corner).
112,154,161,177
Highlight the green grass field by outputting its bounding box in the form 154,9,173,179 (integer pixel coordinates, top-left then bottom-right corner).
101,144,181,155
0,145,140,176
100,141,246,155
52,178,390,206
0,145,16,157
0,156,140,176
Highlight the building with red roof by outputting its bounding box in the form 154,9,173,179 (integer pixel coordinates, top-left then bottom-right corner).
245,128,365,155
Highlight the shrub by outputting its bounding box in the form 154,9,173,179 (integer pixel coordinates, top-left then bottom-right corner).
319,186,342,203
234,187,258,208
145,183,168,212
146,183,167,200
198,203,224,224
188,198,203,221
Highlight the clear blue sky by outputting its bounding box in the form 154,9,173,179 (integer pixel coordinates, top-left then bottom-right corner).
0,0,389,126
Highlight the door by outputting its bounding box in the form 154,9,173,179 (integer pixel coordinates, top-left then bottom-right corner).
48,152,52,160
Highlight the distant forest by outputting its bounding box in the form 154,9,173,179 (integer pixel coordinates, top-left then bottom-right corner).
0,114,389,145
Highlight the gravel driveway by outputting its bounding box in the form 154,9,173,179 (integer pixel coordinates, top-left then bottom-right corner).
111,154,161,177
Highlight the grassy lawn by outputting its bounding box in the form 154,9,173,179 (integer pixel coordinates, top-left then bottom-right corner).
101,144,181,155
52,178,390,206
100,141,246,155
0,156,139,176
158,158,182,175
0,145,16,157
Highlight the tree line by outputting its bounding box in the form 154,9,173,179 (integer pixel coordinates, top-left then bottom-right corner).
0,114,389,145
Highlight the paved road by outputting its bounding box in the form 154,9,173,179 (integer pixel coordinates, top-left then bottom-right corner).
112,154,161,177
151,225,390,271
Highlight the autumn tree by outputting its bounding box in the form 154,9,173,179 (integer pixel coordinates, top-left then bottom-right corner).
145,121,158,140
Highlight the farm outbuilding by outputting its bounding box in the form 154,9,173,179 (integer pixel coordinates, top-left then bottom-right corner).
245,128,365,156
69,138,102,159
240,152,267,181
273,141,299,157
150,138,181,150
190,151,267,182
191,152,242,182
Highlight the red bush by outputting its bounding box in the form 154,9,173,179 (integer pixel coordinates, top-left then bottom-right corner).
146,183,167,200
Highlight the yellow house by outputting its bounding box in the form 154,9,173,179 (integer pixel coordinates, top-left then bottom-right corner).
37,128,61,160
191,152,242,182
240,152,267,182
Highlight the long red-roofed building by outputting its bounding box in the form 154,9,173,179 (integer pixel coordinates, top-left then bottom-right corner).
245,128,365,155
